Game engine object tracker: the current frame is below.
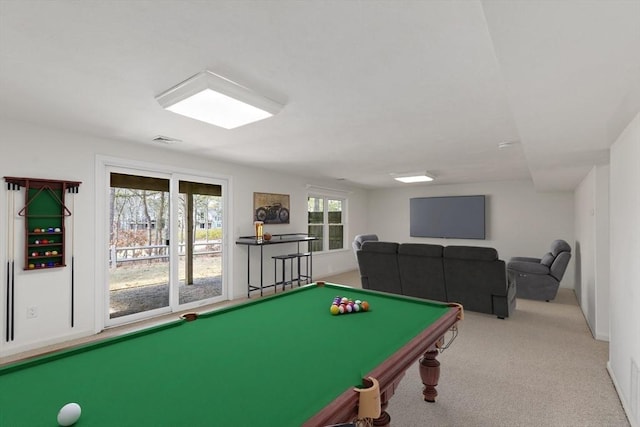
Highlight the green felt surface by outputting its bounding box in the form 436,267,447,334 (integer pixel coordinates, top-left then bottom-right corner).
0,283,451,427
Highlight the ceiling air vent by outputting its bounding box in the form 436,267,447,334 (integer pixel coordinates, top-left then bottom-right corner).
152,135,182,144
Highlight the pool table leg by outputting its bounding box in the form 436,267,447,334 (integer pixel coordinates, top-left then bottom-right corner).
372,411,391,426
367,397,392,427
419,349,441,402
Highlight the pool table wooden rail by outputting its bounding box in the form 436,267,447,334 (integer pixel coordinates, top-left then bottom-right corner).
303,304,462,427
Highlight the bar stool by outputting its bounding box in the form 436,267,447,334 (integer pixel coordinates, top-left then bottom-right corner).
289,252,312,286
273,254,297,291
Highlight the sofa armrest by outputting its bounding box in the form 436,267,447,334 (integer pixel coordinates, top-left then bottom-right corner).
507,260,549,275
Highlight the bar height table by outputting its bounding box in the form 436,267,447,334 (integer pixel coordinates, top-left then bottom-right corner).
235,233,318,297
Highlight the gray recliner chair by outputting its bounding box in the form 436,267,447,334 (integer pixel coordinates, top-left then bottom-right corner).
507,240,572,301
352,234,379,259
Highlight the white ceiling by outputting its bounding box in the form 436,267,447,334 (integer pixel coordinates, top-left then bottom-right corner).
1,1,639,190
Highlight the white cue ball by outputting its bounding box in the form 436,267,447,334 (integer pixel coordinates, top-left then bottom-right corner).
57,402,81,426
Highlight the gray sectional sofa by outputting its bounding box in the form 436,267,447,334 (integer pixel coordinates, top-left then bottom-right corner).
356,241,516,318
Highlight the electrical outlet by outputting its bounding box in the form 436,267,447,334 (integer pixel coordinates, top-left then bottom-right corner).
27,306,38,319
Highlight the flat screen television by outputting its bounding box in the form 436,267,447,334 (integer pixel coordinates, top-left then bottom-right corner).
410,195,486,239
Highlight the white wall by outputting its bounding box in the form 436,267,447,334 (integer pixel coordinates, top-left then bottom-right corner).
574,165,610,341
595,165,611,341
0,119,366,357
609,112,640,426
367,180,575,287
574,168,595,322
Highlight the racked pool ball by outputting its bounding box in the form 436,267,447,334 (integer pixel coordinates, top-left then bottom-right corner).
330,305,340,315
361,301,370,311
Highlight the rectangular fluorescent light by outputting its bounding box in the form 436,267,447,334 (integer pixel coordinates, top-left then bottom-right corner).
156,71,283,129
392,172,435,183
394,175,434,183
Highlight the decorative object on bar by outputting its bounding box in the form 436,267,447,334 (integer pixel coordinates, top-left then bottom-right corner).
254,221,264,242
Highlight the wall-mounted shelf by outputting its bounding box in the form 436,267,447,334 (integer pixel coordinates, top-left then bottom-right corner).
4,177,81,270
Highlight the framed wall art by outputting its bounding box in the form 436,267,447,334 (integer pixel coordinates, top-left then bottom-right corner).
253,192,290,224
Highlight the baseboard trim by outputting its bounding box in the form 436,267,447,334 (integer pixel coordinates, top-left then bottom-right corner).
607,361,638,427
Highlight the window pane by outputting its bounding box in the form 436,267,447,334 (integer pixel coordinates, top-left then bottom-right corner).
328,199,342,224
329,225,343,250
308,224,324,252
308,197,324,224
328,211,342,224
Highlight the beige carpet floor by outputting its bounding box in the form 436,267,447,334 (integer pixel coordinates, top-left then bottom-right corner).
320,270,630,427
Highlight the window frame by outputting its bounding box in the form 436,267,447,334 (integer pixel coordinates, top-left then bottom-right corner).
307,192,347,253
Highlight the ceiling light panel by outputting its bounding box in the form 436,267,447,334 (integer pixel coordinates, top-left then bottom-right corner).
394,175,434,183
391,171,435,183
156,71,283,129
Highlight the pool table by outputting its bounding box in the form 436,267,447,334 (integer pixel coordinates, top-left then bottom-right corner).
0,282,462,427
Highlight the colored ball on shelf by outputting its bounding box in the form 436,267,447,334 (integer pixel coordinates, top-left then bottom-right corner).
28,263,35,269
330,305,340,315
54,227,61,232
42,239,48,244
51,250,58,255
47,227,54,232
31,252,38,257
34,240,40,245
33,228,40,233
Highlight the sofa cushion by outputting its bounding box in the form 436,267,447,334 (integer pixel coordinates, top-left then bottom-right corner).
356,241,402,294
443,246,498,261
361,241,398,254
550,239,571,256
550,252,571,281
398,243,443,257
352,234,379,252
398,244,446,301
443,246,508,316
540,252,554,266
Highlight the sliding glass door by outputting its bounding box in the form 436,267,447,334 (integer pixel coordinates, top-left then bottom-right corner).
108,173,171,320
177,179,223,305
106,169,226,326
